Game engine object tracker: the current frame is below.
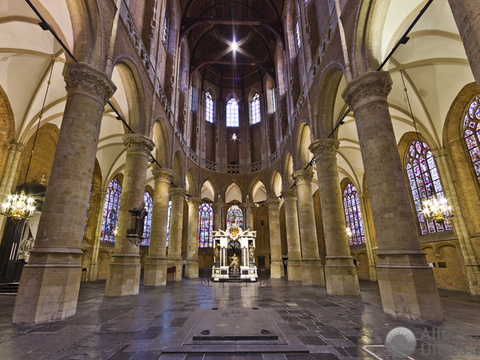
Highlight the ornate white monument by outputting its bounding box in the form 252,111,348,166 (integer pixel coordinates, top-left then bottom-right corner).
212,225,258,281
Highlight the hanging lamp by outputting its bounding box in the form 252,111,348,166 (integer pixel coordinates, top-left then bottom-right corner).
400,69,453,225
1,60,55,222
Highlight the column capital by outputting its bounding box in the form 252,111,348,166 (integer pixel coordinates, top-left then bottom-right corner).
292,169,313,185
152,166,175,184
281,188,297,200
186,196,202,207
431,148,448,158
170,187,187,199
266,198,280,208
63,62,116,105
342,71,392,112
309,138,339,158
8,142,24,153
123,134,155,154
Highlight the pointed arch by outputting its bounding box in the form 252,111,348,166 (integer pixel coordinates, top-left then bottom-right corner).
314,63,346,139
283,152,294,189
186,167,197,197
295,121,312,170
251,179,267,203
172,151,184,188
152,118,170,168
201,178,216,202
270,170,283,198
225,181,243,203
111,58,148,136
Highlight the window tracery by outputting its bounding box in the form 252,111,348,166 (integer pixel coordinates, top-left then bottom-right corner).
226,204,243,228
140,191,153,246
101,179,122,243
405,140,452,234
198,202,214,248
463,97,480,184
205,92,214,123
343,184,365,246
250,93,261,124
226,98,239,127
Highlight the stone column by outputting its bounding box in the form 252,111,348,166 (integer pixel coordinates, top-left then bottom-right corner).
448,1,480,91
281,189,302,281
144,167,174,286
214,195,222,230
342,71,443,321
292,169,325,286
105,134,155,297
310,139,359,295
185,196,201,278
358,193,378,282
267,198,283,278
0,143,24,245
245,196,254,230
0,143,23,201
167,187,186,281
87,189,107,281
12,62,116,323
433,149,480,295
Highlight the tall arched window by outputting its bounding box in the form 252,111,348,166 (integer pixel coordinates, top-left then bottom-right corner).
272,88,276,113
406,140,452,234
463,97,480,184
250,93,261,124
140,191,153,246
198,203,214,248
226,98,239,127
343,184,365,246
226,204,243,228
205,92,214,123
162,8,169,46
166,200,172,247
294,19,301,51
101,179,122,243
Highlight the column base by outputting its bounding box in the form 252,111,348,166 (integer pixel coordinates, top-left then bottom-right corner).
87,263,98,281
12,262,82,324
301,258,325,286
325,256,360,296
167,258,183,281
465,264,480,295
369,265,378,282
185,259,199,279
377,251,444,321
270,259,284,278
143,257,168,286
105,254,141,297
287,258,302,281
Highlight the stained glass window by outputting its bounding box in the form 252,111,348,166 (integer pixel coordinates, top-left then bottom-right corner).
198,203,214,248
140,191,153,246
82,184,92,239
343,184,365,246
250,93,261,124
295,20,301,51
166,200,172,247
162,10,169,46
226,204,243,229
405,140,452,234
272,88,276,112
463,97,480,185
226,98,239,127
190,85,194,111
101,179,122,243
205,92,214,123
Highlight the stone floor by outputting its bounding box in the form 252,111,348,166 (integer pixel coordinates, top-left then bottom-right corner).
0,277,479,359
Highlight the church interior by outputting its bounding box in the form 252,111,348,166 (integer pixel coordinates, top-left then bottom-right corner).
1,0,480,358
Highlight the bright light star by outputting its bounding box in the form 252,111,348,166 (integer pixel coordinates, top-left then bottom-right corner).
231,41,238,52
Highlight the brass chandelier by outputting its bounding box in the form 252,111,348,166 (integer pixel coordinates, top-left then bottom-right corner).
1,60,55,222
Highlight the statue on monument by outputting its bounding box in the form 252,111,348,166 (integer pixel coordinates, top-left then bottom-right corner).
230,253,240,271
249,244,255,263
213,243,220,263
